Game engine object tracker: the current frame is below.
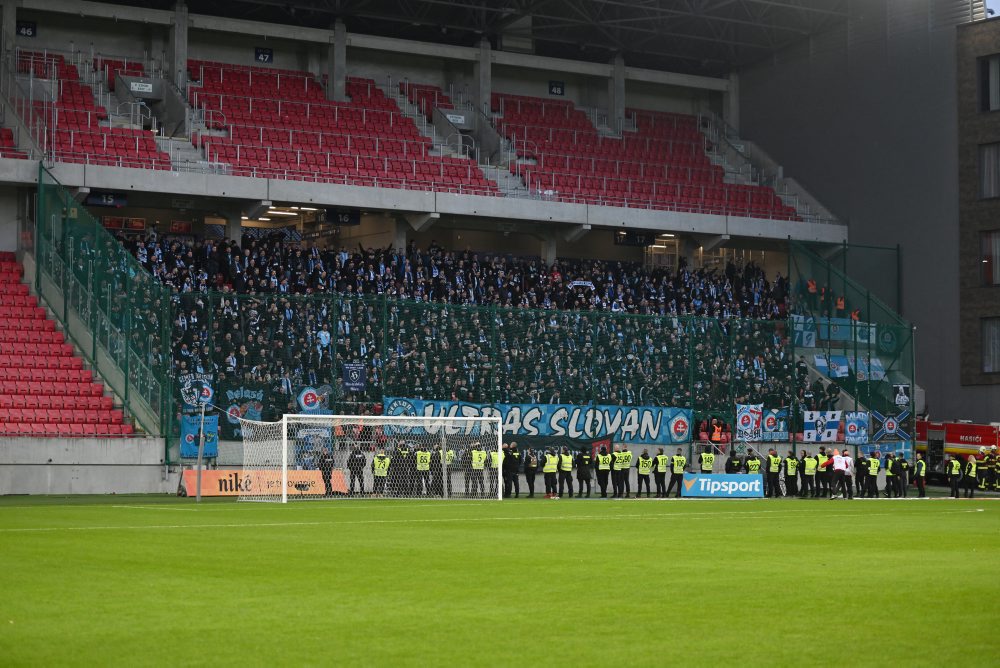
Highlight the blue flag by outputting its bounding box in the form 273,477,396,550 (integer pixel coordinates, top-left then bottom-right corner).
180,414,218,458
844,411,869,445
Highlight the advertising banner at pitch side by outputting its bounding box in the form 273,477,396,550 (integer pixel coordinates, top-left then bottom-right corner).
382,397,692,445
681,473,764,498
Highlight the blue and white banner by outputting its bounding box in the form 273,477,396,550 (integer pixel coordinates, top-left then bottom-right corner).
815,317,877,345
178,372,214,412
860,441,912,459
813,355,850,379
803,411,842,442
180,414,218,458
382,398,692,445
850,356,887,382
844,411,869,445
736,404,763,442
296,385,333,415
342,363,367,393
792,315,817,348
762,408,789,442
871,409,910,442
681,473,764,498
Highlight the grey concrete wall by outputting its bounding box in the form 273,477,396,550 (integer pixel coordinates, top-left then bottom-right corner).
0,437,176,495
738,0,996,422
0,184,17,252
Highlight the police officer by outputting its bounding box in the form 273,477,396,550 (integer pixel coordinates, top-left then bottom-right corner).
503,442,521,498
666,448,686,498
699,446,716,475
725,449,742,474
883,453,896,498
523,447,539,497
543,448,559,499
393,440,412,497
596,446,613,498
618,445,633,498
898,455,910,498
653,447,669,498
635,449,653,498
557,447,574,498
347,445,367,496
414,445,432,496
575,447,592,498
610,445,623,498
946,455,962,498
371,448,391,496
799,449,816,498
964,454,978,498
816,447,830,497
430,445,444,497
318,446,335,497
467,442,487,498
855,453,868,498
783,449,799,498
914,451,927,498
766,448,783,498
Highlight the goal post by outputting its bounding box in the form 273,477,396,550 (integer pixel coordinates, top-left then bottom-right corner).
237,414,503,502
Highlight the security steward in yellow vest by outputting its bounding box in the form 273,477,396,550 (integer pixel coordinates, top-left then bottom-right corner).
865,454,881,498
653,447,669,498
415,446,432,496
914,452,927,498
766,449,783,498
371,449,391,496
964,455,979,498
635,450,654,498
699,447,716,475
784,450,799,497
799,450,816,498
744,453,762,476
666,448,687,498
617,447,633,498
596,447,613,498
488,446,503,497
946,455,962,498
467,443,487,498
610,445,623,498
557,447,574,498
575,448,592,498
543,449,560,498
816,447,830,497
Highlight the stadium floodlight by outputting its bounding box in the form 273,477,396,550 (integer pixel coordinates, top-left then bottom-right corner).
237,414,503,502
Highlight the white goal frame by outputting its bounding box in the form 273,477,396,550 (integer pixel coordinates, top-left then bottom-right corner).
242,413,504,503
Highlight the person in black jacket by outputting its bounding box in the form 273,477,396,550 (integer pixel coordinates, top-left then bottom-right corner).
890,455,904,498
575,447,593,498
502,442,521,498
522,447,539,497
725,450,742,474
317,446,335,496
855,454,868,498
347,445,367,496
898,457,910,498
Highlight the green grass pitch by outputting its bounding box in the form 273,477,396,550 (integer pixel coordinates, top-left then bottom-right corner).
1,496,998,667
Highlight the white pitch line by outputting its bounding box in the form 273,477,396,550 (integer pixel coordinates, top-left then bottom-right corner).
111,505,200,512
0,507,986,534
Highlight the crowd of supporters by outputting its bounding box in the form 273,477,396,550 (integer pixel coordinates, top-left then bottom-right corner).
91,229,841,425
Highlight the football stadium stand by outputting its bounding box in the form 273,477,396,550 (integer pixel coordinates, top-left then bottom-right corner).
0,252,134,437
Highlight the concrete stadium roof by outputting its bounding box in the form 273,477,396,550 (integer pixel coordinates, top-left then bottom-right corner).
106,0,856,76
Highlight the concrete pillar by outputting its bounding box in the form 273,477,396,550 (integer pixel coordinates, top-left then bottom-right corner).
168,2,189,91
472,38,491,116
224,213,243,247
327,19,346,102
541,234,556,267
392,219,408,252
1,0,17,59
609,53,625,132
723,72,739,133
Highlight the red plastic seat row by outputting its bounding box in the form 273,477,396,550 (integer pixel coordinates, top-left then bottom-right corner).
0,422,134,437
0,342,73,356
0,355,82,370
0,380,104,396
0,368,92,382
0,394,113,410
0,294,37,308
0,407,123,424
0,329,64,344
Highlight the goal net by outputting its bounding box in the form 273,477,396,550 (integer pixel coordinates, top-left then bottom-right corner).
237,414,503,502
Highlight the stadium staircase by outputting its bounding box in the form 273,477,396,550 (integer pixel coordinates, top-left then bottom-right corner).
0,252,135,438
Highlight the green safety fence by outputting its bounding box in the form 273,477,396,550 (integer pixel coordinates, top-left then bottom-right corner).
35,165,174,452
37,166,914,455
788,240,915,432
